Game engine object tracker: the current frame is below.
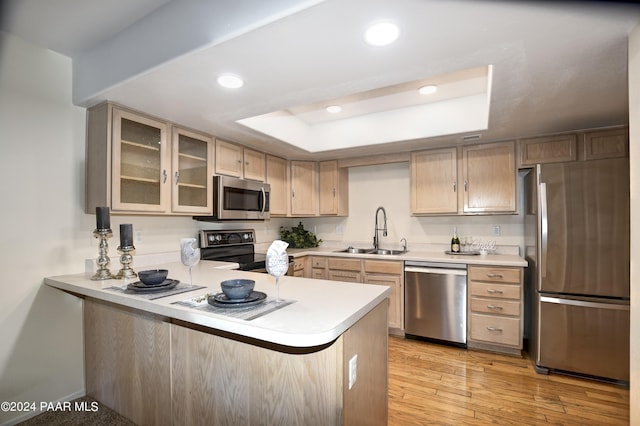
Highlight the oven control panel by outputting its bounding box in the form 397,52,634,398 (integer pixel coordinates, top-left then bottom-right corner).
200,229,255,248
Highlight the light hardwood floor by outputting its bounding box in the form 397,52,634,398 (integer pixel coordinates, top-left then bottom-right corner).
388,336,630,425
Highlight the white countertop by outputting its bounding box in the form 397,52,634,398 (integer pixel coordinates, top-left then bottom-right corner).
282,247,529,267
45,260,390,348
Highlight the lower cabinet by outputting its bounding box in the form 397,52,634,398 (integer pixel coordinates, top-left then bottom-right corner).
314,256,403,332
467,265,523,355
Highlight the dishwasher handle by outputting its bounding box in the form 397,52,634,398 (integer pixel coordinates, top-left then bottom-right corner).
404,266,467,276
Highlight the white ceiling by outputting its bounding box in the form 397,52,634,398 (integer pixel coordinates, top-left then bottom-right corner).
2,0,639,160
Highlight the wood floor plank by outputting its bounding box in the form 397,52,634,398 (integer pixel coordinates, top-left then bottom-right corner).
388,336,629,425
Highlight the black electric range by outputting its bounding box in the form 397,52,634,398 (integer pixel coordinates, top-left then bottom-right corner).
199,229,269,272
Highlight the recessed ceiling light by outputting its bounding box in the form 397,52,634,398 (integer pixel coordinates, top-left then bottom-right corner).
364,22,399,47
217,74,244,89
326,105,342,113
419,85,438,95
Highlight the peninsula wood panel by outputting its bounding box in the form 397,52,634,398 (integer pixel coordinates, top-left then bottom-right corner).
84,299,172,426
171,324,342,426
342,302,389,426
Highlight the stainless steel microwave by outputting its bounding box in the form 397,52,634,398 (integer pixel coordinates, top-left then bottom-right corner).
194,176,270,221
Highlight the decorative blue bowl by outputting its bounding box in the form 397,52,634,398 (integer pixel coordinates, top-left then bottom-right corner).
138,269,168,285
221,279,255,300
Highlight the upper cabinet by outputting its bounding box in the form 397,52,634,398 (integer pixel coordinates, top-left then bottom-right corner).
462,142,517,214
582,128,628,160
171,127,213,214
518,127,628,167
290,161,318,216
215,139,265,181
86,103,213,215
410,147,458,215
265,155,289,216
519,134,577,167
318,160,348,216
411,141,517,215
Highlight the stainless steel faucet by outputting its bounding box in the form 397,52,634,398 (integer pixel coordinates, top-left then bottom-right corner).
373,206,387,250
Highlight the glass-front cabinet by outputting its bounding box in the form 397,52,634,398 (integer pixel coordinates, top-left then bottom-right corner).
171,127,212,214
86,103,214,215
112,108,169,212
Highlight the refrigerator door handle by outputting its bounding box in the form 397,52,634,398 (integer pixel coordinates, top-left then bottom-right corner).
540,296,630,311
539,181,548,278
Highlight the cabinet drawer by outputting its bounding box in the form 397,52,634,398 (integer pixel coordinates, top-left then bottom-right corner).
469,282,520,300
328,270,362,283
468,266,521,284
363,260,403,275
328,258,362,272
292,259,305,271
470,297,520,316
469,314,520,346
311,257,327,269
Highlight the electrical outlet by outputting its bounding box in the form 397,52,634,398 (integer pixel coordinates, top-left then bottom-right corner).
335,224,344,235
493,225,501,236
348,354,357,390
136,231,143,243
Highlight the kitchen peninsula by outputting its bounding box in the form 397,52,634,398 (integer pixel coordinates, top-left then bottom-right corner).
45,261,390,426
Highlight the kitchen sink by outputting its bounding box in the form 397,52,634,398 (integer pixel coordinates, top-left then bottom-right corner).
334,247,407,256
371,249,407,256
334,247,375,254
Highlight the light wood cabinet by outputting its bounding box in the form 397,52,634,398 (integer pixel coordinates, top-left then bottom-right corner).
310,256,328,280
243,147,266,181
265,155,289,216
363,260,404,332
290,160,318,216
214,139,243,177
171,127,213,214
467,265,523,355
327,257,362,283
290,256,306,277
318,160,349,216
215,139,266,181
519,134,577,167
321,256,403,331
583,128,628,160
410,141,517,215
86,103,213,215
410,147,458,214
462,142,517,213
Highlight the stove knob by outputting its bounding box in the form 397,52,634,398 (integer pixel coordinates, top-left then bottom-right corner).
243,233,250,240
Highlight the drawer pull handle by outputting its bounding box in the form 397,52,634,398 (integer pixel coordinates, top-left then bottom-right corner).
487,289,503,294
487,305,503,310
487,273,504,278
486,326,503,332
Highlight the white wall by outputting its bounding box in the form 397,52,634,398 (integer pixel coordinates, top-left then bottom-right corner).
628,23,639,426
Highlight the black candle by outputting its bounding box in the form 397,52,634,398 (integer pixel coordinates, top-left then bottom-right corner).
96,207,110,230
120,224,133,247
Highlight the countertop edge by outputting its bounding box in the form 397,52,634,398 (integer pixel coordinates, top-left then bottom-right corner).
44,265,391,349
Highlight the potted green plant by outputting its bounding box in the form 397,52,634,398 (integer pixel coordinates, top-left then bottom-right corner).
279,222,322,248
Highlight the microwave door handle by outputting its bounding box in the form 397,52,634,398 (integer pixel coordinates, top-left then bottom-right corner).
260,186,266,216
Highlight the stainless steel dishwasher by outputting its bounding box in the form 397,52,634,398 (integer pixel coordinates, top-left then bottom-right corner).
404,261,467,346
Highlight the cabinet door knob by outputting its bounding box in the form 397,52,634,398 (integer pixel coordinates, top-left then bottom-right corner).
174,171,180,184
162,170,168,183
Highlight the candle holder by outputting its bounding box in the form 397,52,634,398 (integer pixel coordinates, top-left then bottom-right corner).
91,229,115,281
115,245,137,280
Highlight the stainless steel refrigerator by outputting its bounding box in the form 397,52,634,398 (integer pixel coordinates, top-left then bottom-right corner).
524,157,630,383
